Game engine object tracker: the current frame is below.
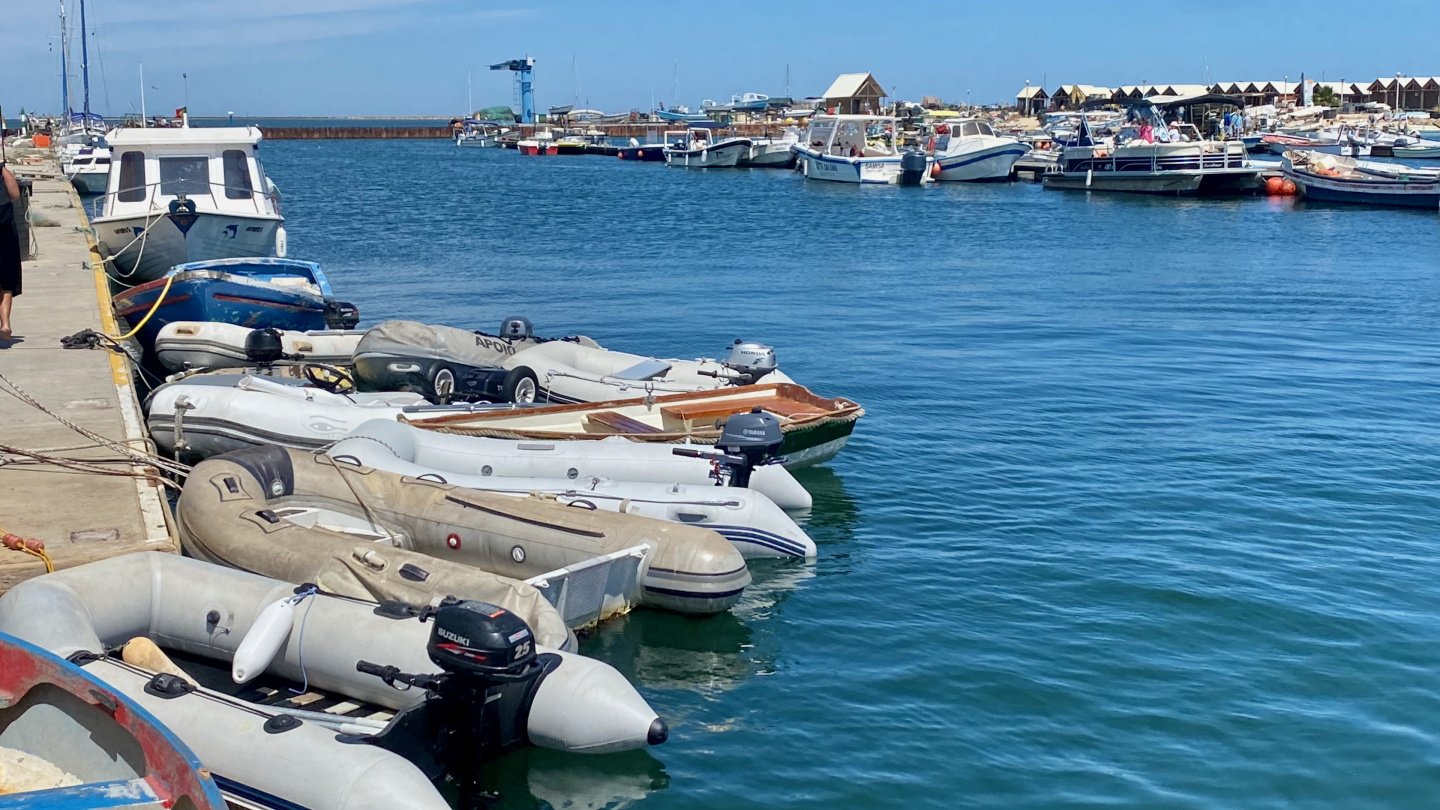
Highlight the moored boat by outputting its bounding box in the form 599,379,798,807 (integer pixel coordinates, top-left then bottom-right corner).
747,128,801,168
794,114,924,184
154,321,365,372
930,118,1031,182
1281,151,1440,209
60,144,110,195
663,129,753,168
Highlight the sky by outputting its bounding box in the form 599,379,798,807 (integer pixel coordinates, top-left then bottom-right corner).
3,0,1439,118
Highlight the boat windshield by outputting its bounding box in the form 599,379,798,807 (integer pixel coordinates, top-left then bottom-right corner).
806,119,837,151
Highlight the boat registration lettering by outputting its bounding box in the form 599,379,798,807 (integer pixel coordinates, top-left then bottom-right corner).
475,335,518,355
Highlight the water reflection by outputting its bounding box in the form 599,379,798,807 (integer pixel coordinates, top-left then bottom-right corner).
482,747,668,810
789,464,860,547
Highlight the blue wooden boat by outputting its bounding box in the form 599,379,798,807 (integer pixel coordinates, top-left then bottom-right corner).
1283,152,1440,209
0,630,226,809
112,257,359,353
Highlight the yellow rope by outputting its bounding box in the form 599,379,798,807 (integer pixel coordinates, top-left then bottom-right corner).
112,273,174,341
1,529,54,573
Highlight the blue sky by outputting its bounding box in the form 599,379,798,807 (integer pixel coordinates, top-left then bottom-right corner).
3,0,1438,117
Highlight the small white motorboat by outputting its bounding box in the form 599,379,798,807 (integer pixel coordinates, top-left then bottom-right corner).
664,129,753,168
746,127,801,168
145,374,813,509
930,119,1031,181
154,321,365,371
506,338,793,404
1393,142,1440,159
60,143,110,195
329,418,816,559
0,553,666,810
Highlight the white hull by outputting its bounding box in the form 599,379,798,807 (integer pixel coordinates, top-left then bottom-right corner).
665,140,751,168
457,135,498,147
797,149,906,184
934,142,1030,181
504,339,796,404
94,211,283,283
329,419,815,559
747,140,798,167
66,166,109,194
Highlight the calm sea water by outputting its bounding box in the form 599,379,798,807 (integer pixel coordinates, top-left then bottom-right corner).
261,140,1440,809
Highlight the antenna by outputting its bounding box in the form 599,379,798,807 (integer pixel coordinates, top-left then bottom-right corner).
139,62,146,127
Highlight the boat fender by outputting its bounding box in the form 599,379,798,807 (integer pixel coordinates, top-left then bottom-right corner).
122,637,190,679
275,225,288,258
232,589,311,684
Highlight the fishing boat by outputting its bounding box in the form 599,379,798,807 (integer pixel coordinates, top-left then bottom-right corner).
505,337,794,404
663,129,753,168
0,630,226,809
0,553,666,810
182,444,750,614
407,382,864,468
94,126,285,283
930,118,1031,182
1044,100,1257,195
329,418,816,559
654,107,709,123
1393,142,1440,159
1281,151,1440,209
746,128,801,168
794,114,922,184
144,374,814,509
617,140,668,161
154,321,365,372
111,258,358,352
455,120,503,147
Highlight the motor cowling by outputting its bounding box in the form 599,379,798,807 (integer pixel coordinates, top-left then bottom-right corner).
722,339,777,382
499,316,533,342
899,150,928,186
324,300,361,330
244,328,284,365
425,598,536,679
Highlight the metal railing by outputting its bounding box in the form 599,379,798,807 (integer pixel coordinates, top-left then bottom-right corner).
96,179,280,218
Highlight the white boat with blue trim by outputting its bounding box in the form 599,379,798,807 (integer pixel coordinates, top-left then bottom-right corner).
930,119,1031,182
795,114,927,184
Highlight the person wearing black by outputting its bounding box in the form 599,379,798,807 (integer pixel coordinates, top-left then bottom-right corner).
0,162,21,341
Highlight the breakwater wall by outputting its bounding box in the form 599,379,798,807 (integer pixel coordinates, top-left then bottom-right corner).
262,123,802,140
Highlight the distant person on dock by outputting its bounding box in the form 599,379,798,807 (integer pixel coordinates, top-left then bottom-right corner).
0,161,20,341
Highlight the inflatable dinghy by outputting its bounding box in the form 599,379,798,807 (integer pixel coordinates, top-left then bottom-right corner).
353,319,555,404
411,382,864,468
146,375,813,509
0,630,226,809
0,554,666,810
507,338,794,404
179,445,751,614
155,321,365,371
329,419,816,559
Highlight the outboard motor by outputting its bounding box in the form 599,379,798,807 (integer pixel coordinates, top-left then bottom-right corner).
719,339,777,384
357,598,553,808
671,406,785,488
323,300,361,330
243,328,285,365
499,316,533,342
899,149,929,186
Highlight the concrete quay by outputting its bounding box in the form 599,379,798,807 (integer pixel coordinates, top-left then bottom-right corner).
0,159,175,592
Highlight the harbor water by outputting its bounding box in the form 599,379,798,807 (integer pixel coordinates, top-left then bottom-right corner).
267,140,1440,809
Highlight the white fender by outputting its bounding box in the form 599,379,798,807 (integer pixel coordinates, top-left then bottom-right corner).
232,593,300,683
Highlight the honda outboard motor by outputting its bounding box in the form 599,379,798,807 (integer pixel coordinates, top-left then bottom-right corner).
671,406,785,488
357,598,554,808
499,316,533,342
720,339,777,384
899,149,928,186
323,300,361,330
243,328,285,365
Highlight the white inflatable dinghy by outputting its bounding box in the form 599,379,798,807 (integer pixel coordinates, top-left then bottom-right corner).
506,338,794,404
180,444,752,614
328,419,816,559
154,321,365,372
0,553,666,810
147,375,813,509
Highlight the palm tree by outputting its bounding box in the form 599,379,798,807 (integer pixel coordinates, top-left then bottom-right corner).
1313,85,1340,107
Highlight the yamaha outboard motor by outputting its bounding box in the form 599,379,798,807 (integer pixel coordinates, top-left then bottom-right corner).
323,300,361,330
243,328,284,365
720,339,777,384
899,149,929,186
357,598,554,808
499,316,533,342
671,406,785,488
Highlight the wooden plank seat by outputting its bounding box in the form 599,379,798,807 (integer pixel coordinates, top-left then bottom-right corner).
586,411,666,434
660,396,823,425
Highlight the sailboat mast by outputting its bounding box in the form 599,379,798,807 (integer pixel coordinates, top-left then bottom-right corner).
59,1,70,116
139,62,146,127
79,0,91,124
467,70,472,117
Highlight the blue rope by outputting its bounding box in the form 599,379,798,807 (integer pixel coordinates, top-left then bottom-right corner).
288,586,319,695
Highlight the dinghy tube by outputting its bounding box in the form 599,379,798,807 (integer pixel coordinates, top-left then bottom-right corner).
0,554,666,810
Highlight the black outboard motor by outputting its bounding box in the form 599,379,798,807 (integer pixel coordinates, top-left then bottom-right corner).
899,149,929,186
356,598,555,808
323,300,361,330
671,406,785,488
243,328,285,365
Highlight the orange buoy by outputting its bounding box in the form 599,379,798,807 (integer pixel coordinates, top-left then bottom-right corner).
1265,176,1284,194
1280,179,1297,195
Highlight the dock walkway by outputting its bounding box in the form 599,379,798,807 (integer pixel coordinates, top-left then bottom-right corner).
0,162,175,592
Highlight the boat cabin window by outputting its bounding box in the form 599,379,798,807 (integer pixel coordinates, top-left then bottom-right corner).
117,151,147,202
976,122,994,137
96,156,110,165
961,122,981,137
159,156,211,197
222,149,254,200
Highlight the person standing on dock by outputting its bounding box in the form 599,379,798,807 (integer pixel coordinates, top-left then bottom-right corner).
0,161,21,342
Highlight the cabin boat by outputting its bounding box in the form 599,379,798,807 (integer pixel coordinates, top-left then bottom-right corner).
94,126,285,283
518,131,558,155
455,120,503,147
663,129,753,168
60,143,110,195
930,118,1031,181
1282,152,1440,208
407,382,864,468
794,114,923,184
1044,104,1257,195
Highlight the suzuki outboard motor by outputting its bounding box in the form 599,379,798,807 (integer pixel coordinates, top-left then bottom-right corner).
323,300,361,330
721,339,778,384
899,149,929,186
671,406,785,488
499,316,533,342
357,598,554,807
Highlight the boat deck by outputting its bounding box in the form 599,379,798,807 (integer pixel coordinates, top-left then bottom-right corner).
0,158,176,593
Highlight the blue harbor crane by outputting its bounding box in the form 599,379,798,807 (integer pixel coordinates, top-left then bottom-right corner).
490,57,535,124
